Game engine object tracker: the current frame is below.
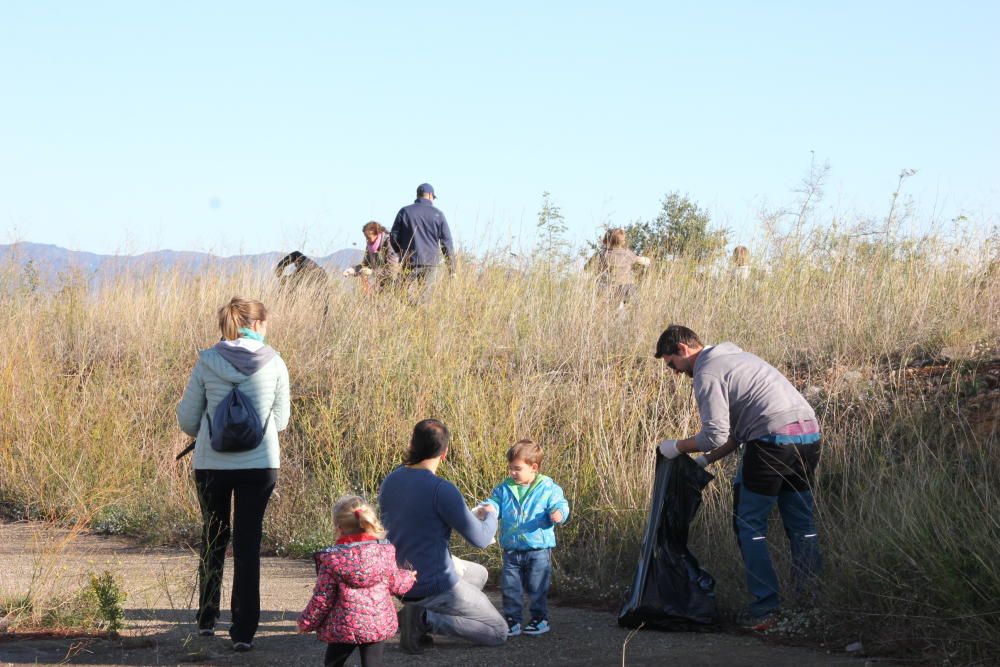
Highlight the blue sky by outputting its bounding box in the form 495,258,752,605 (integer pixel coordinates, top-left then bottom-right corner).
1,2,997,257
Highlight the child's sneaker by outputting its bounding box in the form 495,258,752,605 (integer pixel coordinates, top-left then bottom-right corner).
522,618,550,636
506,617,522,637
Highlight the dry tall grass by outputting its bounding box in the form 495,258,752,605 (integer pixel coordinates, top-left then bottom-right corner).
1,232,998,659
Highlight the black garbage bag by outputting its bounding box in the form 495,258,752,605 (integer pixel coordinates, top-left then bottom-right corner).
618,452,717,629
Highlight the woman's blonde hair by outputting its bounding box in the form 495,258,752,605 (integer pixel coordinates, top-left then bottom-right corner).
603,228,627,249
732,245,750,267
217,297,268,341
333,495,385,538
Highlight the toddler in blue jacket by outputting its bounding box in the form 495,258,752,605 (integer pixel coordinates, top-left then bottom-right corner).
477,439,570,637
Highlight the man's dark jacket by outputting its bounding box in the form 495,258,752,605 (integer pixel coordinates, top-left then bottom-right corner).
390,198,454,269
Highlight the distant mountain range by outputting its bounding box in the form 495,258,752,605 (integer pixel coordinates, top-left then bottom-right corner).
0,242,363,286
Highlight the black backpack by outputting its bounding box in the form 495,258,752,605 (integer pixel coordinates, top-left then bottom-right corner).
207,383,270,453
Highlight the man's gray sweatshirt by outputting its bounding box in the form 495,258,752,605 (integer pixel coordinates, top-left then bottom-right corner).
692,343,817,451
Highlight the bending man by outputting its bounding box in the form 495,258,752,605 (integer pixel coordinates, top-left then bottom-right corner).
653,324,822,630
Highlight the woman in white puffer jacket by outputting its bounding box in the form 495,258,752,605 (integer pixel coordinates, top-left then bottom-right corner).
176,296,290,652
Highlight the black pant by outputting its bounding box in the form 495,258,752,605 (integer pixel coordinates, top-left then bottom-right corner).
740,439,820,495
194,468,278,643
324,642,384,667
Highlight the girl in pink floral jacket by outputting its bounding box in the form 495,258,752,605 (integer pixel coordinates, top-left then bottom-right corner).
298,495,416,667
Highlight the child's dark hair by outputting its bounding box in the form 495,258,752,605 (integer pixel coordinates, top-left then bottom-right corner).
507,439,543,467
403,419,451,465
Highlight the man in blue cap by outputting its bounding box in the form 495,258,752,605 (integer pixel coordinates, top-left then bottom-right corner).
390,183,455,293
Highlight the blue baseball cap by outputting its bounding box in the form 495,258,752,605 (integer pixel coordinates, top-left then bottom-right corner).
417,183,436,198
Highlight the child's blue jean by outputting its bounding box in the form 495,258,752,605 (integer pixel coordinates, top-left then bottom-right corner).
501,548,551,622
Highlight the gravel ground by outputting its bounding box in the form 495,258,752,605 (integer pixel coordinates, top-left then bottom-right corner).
0,521,861,666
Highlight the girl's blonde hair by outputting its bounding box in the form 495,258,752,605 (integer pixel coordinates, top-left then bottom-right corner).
603,228,627,249
732,245,750,267
217,297,268,341
333,495,385,538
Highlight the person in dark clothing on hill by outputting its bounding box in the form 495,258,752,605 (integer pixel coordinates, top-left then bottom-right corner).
390,183,454,294
274,251,328,291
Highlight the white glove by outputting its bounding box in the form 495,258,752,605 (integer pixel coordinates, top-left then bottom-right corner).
695,455,709,469
637,256,652,267
359,267,374,276
658,439,681,459
342,268,357,277
472,503,495,520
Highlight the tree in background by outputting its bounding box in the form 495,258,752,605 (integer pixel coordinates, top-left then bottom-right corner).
536,191,572,263
622,192,728,261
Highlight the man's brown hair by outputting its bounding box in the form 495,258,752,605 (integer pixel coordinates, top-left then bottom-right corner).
654,324,703,358
507,439,543,467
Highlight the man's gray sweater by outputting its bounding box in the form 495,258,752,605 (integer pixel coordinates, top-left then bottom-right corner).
692,343,817,451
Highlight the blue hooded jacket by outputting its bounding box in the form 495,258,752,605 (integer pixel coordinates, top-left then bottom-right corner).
484,474,570,551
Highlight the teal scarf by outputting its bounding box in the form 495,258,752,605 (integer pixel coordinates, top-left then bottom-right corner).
238,327,266,343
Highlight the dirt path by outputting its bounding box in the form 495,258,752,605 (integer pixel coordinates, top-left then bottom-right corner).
0,521,861,666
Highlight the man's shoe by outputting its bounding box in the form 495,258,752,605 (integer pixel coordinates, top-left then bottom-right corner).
398,604,426,655
506,617,522,637
522,618,550,636
735,610,779,632
232,641,253,652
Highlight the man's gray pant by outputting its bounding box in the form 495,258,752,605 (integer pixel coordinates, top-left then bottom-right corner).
415,556,507,646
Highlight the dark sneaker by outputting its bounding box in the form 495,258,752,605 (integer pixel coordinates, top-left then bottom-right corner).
197,628,215,637
506,617,522,637
398,604,426,655
522,618,550,636
736,610,779,632
232,641,253,652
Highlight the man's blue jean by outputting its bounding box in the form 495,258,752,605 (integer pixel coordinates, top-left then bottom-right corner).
734,483,821,615
501,548,551,622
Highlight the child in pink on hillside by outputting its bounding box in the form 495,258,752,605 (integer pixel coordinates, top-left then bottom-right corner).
298,495,416,667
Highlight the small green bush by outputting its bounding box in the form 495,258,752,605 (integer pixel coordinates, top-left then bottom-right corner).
2,570,127,634
79,571,127,633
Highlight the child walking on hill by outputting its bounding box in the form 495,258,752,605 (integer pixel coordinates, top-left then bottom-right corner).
584,228,652,308
298,496,416,667
478,439,570,637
